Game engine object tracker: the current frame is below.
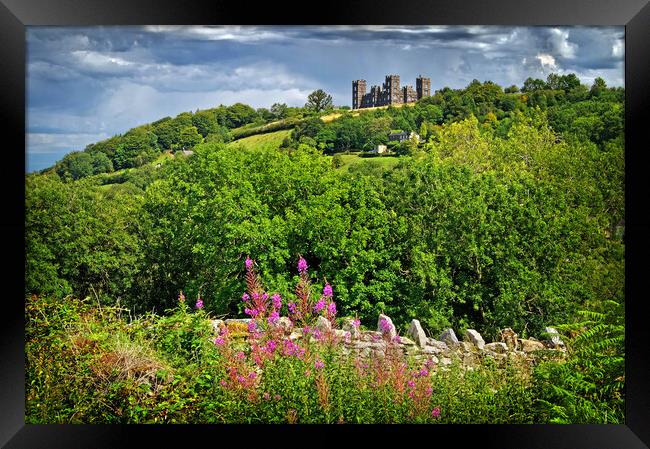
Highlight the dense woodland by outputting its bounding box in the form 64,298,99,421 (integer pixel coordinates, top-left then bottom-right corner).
26,73,625,423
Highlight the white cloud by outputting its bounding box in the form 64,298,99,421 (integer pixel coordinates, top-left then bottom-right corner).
536,53,557,69
143,26,287,43
549,28,578,59
612,39,624,57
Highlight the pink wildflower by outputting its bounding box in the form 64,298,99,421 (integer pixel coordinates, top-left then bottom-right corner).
419,367,429,377
298,257,308,273
245,307,259,318
407,380,416,388
272,293,282,310
268,310,280,325
178,291,185,303
245,257,253,270
288,302,297,314
379,317,393,333
236,352,245,360
314,359,325,370
352,318,360,329
327,301,337,316
314,298,326,313
195,298,204,309
214,337,225,346
262,292,269,301
248,320,258,333
249,371,257,379
263,392,270,401
274,394,281,401
323,283,333,297
432,407,441,419
266,340,277,353
242,293,250,302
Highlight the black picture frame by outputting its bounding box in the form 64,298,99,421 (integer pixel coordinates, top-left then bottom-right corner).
3,0,649,447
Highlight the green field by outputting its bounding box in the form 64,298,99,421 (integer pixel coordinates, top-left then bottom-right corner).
334,153,402,171
228,129,292,151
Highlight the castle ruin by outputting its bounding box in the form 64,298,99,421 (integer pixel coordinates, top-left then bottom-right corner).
352,74,431,109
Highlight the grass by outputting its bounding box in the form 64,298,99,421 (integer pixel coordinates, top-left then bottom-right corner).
334,154,402,171
228,129,292,152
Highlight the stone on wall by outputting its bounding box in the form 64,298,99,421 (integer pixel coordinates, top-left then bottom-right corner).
500,328,519,351
398,336,416,346
341,317,361,339
407,319,428,347
377,314,397,340
315,316,332,333
427,339,449,351
211,319,224,333
464,329,485,350
484,342,508,354
518,338,545,353
544,327,565,348
279,317,293,333
439,328,459,345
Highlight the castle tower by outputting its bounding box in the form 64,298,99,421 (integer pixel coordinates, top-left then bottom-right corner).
403,85,418,103
352,80,366,109
384,74,402,105
416,75,431,99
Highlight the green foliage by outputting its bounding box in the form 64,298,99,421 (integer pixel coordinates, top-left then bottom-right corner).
114,128,159,170
25,174,142,302
534,300,624,423
305,89,333,113
178,125,203,150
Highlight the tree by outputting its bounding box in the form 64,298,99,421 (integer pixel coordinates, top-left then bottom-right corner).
590,77,607,98
256,108,275,122
91,151,114,174
178,126,203,150
191,110,219,137
305,89,333,113
546,73,581,92
270,103,288,120
114,129,158,170
522,77,548,92
226,103,258,128
56,152,94,180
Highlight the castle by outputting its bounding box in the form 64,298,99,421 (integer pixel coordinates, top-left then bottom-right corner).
352,74,431,109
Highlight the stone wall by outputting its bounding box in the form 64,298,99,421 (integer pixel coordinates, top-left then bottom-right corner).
210,314,566,371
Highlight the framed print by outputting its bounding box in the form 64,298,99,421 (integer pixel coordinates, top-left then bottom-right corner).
3,0,649,447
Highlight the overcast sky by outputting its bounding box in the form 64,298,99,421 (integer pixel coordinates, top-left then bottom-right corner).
26,25,624,172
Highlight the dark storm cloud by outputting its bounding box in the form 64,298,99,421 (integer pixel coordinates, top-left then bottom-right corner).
26,25,624,172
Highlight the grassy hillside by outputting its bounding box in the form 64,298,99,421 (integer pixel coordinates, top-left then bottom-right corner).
228,129,292,151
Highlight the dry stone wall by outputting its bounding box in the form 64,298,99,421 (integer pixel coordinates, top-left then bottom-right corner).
211,314,566,370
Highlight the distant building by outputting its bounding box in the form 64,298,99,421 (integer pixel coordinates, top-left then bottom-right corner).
370,144,388,154
352,74,431,109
